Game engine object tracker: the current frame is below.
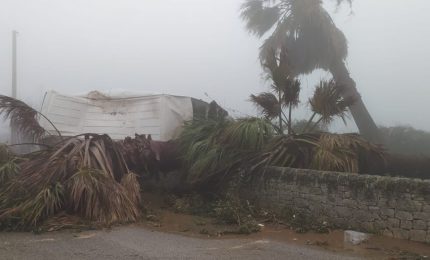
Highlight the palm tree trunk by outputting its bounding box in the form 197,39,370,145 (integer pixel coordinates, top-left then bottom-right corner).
288,105,292,135
278,91,283,132
330,61,382,144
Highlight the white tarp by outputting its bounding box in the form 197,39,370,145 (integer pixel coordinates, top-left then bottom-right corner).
39,90,193,141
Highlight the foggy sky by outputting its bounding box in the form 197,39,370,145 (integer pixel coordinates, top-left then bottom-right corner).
0,0,429,141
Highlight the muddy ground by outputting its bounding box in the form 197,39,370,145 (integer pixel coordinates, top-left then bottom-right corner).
1,192,429,259
135,192,430,259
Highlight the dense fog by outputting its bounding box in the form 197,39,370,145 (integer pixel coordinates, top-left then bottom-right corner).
1,0,429,142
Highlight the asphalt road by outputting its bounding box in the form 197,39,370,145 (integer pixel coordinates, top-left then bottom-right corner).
0,227,364,260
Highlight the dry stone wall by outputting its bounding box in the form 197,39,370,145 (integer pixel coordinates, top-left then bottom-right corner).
242,167,430,243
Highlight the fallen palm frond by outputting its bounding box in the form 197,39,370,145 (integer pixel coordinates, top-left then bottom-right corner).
0,145,20,186
0,134,141,229
0,95,61,141
310,133,385,173
121,172,142,206
179,118,386,187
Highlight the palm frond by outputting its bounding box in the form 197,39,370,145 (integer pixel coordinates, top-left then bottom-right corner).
0,145,20,186
179,118,274,186
240,0,281,38
67,168,139,224
0,134,140,228
0,95,62,142
121,172,142,207
0,95,47,141
250,93,280,119
309,79,355,125
280,77,301,107
222,118,274,151
310,133,384,172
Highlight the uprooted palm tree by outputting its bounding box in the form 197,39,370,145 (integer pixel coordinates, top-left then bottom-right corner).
240,0,382,143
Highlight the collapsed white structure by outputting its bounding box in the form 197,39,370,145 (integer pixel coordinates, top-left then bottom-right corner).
40,90,197,141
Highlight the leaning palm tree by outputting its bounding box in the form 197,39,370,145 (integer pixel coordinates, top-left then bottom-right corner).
241,0,382,143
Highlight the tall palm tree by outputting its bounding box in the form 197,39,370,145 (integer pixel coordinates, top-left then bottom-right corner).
241,0,382,143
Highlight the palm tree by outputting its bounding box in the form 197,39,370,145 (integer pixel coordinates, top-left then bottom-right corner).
251,48,300,134
241,0,382,143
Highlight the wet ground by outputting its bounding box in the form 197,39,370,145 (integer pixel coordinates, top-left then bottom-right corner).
1,193,429,259
0,227,370,259
1,212,429,260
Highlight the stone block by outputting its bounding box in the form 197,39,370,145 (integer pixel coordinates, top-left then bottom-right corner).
368,206,380,211
395,211,413,221
374,220,387,230
387,218,400,228
336,206,353,218
410,230,427,242
413,212,430,220
413,220,427,230
400,220,412,230
344,230,370,245
422,205,430,213
381,208,395,218
397,200,422,211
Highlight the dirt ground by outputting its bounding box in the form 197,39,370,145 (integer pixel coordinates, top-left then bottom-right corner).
138,193,430,260
1,192,430,259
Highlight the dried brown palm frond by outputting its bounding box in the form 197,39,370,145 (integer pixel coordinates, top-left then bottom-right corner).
0,95,61,141
250,93,280,119
310,133,385,173
0,145,20,186
309,79,355,126
121,172,142,207
67,168,139,224
255,132,384,174
0,134,140,228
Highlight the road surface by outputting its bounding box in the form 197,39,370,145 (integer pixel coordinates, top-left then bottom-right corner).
0,226,365,259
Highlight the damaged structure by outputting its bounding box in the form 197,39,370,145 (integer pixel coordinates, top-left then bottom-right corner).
39,90,226,141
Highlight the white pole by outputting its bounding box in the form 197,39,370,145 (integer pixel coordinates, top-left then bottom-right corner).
11,30,18,145
12,30,18,98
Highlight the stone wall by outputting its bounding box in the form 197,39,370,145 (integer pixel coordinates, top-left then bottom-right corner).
242,167,430,243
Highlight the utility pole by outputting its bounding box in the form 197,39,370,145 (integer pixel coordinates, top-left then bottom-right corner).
12,30,18,98
11,30,18,145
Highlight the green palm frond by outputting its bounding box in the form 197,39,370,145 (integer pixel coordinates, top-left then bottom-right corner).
179,118,274,186
222,118,274,151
